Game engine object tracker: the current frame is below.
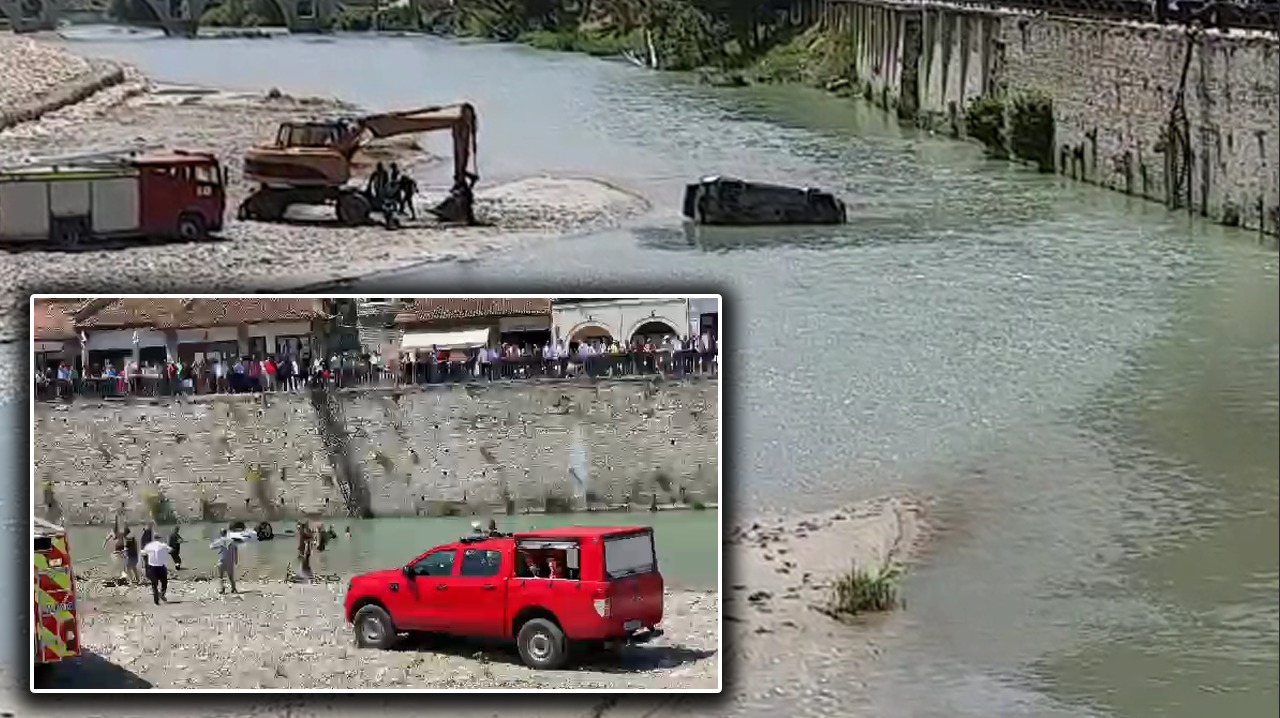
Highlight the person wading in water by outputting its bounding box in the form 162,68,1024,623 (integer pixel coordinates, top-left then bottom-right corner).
297,522,314,578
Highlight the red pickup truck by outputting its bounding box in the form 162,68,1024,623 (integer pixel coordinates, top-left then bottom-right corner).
343,525,665,669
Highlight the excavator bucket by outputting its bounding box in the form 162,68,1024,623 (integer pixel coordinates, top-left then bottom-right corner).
430,183,476,225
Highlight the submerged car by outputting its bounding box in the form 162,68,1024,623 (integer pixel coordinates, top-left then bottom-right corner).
682,176,847,226
342,526,664,670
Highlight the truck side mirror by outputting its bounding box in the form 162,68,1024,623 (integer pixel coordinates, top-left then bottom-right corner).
402,564,412,577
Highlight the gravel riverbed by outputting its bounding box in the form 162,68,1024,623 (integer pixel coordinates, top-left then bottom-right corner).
43,580,719,690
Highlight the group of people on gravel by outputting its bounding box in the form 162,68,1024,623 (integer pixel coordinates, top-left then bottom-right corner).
102,522,255,605
102,523,183,605
366,162,418,225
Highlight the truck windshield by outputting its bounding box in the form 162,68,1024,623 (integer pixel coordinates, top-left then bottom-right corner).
194,165,220,186
603,532,656,579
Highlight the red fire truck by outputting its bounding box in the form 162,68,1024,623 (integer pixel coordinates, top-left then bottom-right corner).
0,149,226,247
34,517,81,667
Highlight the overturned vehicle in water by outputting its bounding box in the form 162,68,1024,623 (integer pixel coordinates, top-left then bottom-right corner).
682,176,847,226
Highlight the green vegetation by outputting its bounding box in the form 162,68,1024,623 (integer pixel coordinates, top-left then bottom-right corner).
964,94,1007,159
331,4,423,32
200,0,286,27
442,0,812,71
964,90,1056,172
748,25,854,87
1008,90,1055,173
521,27,640,56
142,488,178,525
826,562,902,619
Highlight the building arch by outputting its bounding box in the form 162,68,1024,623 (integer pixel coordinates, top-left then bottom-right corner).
627,317,683,341
565,321,617,343
0,0,54,30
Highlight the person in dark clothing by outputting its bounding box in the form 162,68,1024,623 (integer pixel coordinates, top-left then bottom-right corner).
397,174,418,219
168,527,183,570
139,524,153,573
367,163,389,204
317,525,330,552
123,530,140,585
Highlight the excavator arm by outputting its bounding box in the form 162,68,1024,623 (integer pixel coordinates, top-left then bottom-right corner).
355,103,478,189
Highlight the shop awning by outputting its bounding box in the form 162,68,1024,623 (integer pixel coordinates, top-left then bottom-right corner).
33,341,66,353
400,327,491,352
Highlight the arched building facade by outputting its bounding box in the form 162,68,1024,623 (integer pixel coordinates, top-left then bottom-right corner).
551,298,692,347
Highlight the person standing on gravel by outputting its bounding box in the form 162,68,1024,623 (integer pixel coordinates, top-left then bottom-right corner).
123,529,141,585
141,535,172,605
211,529,239,594
103,526,127,582
168,526,183,570
139,524,153,573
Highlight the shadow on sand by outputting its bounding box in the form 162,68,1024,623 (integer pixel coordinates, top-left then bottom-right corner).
0,233,229,254
394,633,717,674
34,650,153,689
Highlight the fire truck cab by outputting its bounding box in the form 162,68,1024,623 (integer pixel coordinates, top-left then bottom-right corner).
33,517,81,667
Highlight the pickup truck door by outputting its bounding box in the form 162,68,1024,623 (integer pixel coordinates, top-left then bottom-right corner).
405,549,458,631
449,547,508,638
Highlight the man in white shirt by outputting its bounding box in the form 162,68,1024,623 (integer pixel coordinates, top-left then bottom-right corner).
141,536,173,605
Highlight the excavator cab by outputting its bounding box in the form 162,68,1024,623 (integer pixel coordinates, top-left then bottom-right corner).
274,121,351,149
239,103,479,227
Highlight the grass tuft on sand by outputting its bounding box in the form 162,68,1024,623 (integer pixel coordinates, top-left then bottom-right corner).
826,562,902,619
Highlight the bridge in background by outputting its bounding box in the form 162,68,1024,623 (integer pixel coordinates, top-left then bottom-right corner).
0,0,341,35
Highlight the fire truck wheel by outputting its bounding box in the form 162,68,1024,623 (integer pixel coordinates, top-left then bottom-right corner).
336,193,372,227
177,213,207,240
353,605,397,649
516,618,568,670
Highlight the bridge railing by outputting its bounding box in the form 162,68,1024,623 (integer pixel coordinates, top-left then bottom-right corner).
32,351,719,401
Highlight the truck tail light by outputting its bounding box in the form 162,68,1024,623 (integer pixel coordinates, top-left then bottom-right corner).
592,588,612,618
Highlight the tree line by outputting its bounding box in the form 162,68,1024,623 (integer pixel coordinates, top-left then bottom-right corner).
103,0,805,69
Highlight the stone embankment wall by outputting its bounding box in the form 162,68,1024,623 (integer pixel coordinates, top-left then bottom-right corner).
0,35,126,132
34,379,720,526
821,0,1279,237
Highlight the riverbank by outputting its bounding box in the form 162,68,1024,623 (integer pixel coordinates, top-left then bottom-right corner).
32,494,922,697
49,579,718,689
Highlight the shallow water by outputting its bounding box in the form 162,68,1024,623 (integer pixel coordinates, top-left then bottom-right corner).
63,511,719,590
14,28,1280,717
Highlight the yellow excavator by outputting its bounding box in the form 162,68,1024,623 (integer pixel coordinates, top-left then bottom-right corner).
237,102,479,227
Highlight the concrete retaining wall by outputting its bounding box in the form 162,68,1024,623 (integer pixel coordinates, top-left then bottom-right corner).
822,0,1280,237
34,379,720,526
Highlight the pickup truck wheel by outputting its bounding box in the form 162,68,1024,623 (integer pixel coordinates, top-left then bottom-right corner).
516,618,568,670
353,605,397,650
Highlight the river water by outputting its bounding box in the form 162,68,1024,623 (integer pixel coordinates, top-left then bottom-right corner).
60,511,719,589
17,27,1279,718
